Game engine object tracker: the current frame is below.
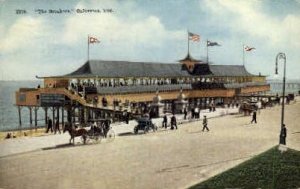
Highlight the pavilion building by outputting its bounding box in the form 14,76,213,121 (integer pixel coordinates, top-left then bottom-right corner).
15,53,270,128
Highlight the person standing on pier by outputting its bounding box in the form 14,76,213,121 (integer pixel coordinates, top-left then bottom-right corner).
251,111,257,124
46,117,53,133
202,116,209,132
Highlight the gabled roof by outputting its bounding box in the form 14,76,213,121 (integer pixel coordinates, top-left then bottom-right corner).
41,59,258,79
65,60,191,78
208,65,255,77
192,63,213,75
191,63,254,77
178,53,202,62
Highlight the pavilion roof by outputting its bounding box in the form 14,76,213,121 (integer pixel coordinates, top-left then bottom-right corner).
209,65,255,77
64,60,191,78
42,60,258,79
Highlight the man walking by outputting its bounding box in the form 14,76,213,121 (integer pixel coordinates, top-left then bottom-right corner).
171,114,177,130
162,114,168,129
46,117,53,133
280,124,287,145
251,111,257,124
183,108,187,120
202,115,209,132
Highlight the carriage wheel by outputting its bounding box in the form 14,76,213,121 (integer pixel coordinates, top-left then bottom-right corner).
93,135,102,144
144,126,149,134
134,127,138,135
106,130,115,142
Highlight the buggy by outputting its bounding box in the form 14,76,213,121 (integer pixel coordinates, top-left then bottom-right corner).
134,117,157,134
84,119,115,143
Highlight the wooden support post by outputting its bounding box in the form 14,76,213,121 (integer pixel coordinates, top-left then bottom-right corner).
18,106,22,129
84,107,88,124
34,107,38,131
52,107,55,126
56,107,60,124
67,107,71,123
29,107,32,126
62,106,64,126
72,107,75,125
44,107,48,125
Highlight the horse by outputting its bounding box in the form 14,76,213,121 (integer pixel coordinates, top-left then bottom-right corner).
63,123,88,144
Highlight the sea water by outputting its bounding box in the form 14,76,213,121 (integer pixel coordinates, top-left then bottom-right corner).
0,80,42,131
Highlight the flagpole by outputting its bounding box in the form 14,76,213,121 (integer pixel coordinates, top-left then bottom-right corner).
88,35,90,62
187,30,190,55
207,40,209,64
242,44,245,66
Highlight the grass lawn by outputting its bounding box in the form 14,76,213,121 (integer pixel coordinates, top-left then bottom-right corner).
189,146,300,189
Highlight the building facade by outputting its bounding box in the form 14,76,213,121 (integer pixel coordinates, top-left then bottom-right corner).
15,54,270,128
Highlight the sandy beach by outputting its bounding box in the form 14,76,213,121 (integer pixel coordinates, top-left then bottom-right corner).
0,98,299,189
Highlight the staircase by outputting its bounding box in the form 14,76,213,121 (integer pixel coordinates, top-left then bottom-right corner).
39,88,122,112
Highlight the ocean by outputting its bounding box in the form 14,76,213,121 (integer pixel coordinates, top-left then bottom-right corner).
0,80,42,131
0,80,299,132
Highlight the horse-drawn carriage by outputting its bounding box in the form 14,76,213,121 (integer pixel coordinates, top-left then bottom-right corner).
63,119,115,144
86,119,115,143
134,117,158,134
239,101,258,116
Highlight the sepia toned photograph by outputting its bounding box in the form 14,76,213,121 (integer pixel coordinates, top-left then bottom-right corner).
0,0,299,188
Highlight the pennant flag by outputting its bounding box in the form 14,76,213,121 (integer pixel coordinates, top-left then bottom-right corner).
244,46,255,51
207,40,221,46
188,32,200,42
89,36,100,44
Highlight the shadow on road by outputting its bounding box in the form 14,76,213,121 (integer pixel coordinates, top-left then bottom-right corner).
42,143,84,151
118,132,134,137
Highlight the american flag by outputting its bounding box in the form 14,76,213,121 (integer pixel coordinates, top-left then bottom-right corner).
89,36,100,44
244,46,255,51
188,32,200,42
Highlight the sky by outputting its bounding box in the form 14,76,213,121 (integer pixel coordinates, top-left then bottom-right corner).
0,0,299,80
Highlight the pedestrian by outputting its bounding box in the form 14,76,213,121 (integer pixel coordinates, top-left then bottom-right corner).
251,111,257,124
170,114,177,130
279,124,287,145
202,115,209,131
46,117,53,133
54,118,61,134
191,108,195,119
195,107,199,119
126,112,130,124
103,119,111,138
183,108,187,120
162,114,168,129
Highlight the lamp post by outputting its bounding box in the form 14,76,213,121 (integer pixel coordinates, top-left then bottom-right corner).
275,52,286,143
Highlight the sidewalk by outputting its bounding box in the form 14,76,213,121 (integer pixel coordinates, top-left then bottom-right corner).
0,107,239,158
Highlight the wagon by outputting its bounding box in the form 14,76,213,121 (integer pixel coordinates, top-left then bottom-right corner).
84,119,115,143
134,117,157,134
239,101,258,116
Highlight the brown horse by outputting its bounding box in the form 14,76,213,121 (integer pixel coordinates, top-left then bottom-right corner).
63,123,88,144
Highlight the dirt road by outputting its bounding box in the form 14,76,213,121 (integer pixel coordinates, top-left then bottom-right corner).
0,100,299,189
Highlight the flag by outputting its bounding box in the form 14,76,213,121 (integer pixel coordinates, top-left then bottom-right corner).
207,40,221,46
188,32,200,42
244,46,255,51
89,36,100,44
